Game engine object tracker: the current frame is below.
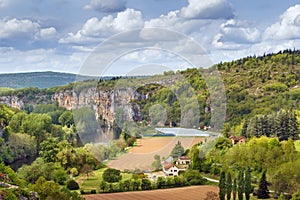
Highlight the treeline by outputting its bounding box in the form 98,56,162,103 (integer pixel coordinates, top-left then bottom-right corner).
219,169,253,200
242,109,299,141
96,168,206,194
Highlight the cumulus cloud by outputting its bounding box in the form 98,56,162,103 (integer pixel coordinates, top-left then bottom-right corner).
264,4,300,40
35,27,57,40
180,0,234,19
84,0,126,12
59,8,144,44
144,0,234,35
0,18,57,43
212,19,260,49
0,18,40,39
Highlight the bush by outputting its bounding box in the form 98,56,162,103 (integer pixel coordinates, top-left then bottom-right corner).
90,190,97,194
66,179,80,190
102,168,122,183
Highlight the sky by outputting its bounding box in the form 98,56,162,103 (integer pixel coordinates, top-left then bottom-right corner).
0,0,300,75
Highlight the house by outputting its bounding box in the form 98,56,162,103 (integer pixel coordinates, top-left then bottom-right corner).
162,162,179,176
229,136,246,145
175,156,191,166
162,156,191,176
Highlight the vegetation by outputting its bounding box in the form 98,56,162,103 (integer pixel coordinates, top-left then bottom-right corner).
0,49,300,198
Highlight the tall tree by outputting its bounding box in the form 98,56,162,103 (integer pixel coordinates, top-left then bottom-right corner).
245,167,252,200
226,172,232,200
257,171,269,199
241,119,248,138
219,171,226,200
170,141,185,158
233,178,237,200
238,170,244,200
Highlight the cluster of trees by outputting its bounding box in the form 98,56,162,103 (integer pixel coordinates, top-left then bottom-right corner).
219,169,252,200
242,109,299,141
0,163,83,200
98,168,206,194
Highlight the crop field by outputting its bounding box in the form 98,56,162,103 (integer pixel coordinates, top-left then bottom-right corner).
84,185,218,200
107,137,204,171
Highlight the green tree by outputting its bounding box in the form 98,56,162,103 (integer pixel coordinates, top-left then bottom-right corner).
66,179,80,190
152,154,162,171
141,178,152,190
31,176,60,200
292,191,300,200
171,141,184,158
238,170,244,200
233,178,237,200
102,168,122,183
227,172,232,200
257,171,269,199
219,171,226,200
245,167,252,200
59,110,74,128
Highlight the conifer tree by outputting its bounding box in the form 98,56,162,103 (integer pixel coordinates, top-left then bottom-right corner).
226,172,232,200
238,170,244,200
219,171,226,200
257,171,269,199
245,167,252,200
233,178,237,200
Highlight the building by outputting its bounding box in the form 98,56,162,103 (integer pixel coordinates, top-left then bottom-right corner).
229,135,246,145
162,156,191,176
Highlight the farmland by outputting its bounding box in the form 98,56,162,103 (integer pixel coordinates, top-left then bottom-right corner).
84,185,218,200
107,136,204,171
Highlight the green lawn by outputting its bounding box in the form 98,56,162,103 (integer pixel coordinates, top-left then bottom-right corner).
295,140,300,152
76,168,132,191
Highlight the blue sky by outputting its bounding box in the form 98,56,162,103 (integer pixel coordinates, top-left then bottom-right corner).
0,0,299,75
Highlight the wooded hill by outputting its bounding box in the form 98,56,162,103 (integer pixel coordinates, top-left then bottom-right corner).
0,49,299,135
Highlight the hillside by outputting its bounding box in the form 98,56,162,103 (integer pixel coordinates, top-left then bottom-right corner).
0,50,299,133
0,71,97,89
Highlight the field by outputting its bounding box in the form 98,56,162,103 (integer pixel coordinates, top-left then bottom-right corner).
107,137,204,171
84,185,218,200
76,169,132,191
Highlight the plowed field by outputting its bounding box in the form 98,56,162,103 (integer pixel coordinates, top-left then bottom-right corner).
107,137,204,171
84,185,218,200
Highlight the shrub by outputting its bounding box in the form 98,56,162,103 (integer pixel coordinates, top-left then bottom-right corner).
90,190,97,194
66,179,80,190
102,168,122,183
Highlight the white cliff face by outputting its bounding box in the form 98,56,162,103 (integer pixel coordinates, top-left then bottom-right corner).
0,96,25,110
0,87,147,127
52,87,144,126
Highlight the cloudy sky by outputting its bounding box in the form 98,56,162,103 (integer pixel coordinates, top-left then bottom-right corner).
0,0,299,75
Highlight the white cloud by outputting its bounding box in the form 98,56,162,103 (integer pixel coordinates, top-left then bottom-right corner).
264,4,300,40
35,27,57,39
59,8,144,44
0,17,57,44
0,18,40,39
180,0,234,19
84,0,126,12
212,19,261,49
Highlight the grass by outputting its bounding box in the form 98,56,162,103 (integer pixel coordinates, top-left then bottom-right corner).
295,140,300,152
76,168,133,191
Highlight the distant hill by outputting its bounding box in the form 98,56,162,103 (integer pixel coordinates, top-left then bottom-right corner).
0,71,96,89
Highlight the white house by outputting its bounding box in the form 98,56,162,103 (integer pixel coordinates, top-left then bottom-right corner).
162,156,191,176
162,162,179,176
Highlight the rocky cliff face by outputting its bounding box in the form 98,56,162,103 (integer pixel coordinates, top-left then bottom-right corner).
0,87,145,127
53,87,145,126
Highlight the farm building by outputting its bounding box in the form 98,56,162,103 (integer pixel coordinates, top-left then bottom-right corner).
162,156,191,176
